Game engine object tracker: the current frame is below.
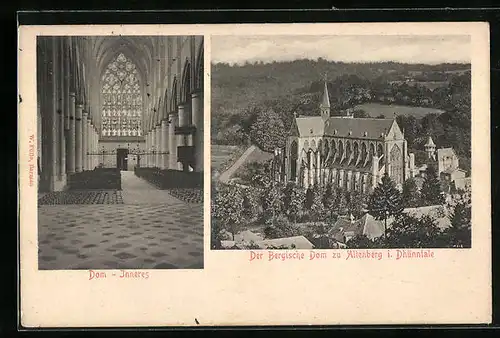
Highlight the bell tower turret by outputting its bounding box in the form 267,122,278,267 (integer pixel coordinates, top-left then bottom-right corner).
320,75,330,122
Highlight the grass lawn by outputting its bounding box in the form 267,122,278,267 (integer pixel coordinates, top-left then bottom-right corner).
232,146,274,179
354,102,445,119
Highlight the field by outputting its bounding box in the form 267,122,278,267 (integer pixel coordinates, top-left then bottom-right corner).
354,103,445,119
389,80,449,91
241,146,274,165
211,145,245,172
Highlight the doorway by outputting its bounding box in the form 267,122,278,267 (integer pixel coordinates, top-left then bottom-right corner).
116,148,129,171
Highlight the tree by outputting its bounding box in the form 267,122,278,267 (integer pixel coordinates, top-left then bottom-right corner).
309,185,326,221
420,165,445,206
335,188,349,216
367,172,404,239
402,177,421,208
212,184,245,242
261,181,284,222
242,187,260,221
346,190,367,218
322,183,338,220
346,234,374,249
353,109,369,118
385,213,443,248
445,201,471,248
263,214,301,239
249,108,286,152
283,182,306,222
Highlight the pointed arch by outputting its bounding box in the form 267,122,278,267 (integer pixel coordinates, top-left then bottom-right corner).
390,143,403,185
377,143,384,157
100,52,143,137
195,40,204,91
361,142,368,165
369,143,375,158
290,140,298,181
310,139,316,152
170,77,178,113
353,142,360,164
330,139,336,158
345,141,352,160
162,86,169,120
181,59,192,104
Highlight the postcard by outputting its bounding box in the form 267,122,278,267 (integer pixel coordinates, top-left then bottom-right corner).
19,22,491,327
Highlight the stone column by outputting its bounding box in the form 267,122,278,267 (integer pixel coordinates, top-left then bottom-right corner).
192,91,203,172
86,118,92,170
151,129,156,167
178,103,186,127
57,38,66,181
168,112,178,170
49,38,59,190
75,103,83,172
146,131,152,168
94,126,99,168
66,92,76,173
89,123,94,168
82,111,88,170
316,151,321,185
161,120,169,169
155,125,161,168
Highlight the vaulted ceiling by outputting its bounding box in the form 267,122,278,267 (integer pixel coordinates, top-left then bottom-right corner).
73,36,169,134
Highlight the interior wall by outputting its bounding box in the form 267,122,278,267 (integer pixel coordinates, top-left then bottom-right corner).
96,140,146,169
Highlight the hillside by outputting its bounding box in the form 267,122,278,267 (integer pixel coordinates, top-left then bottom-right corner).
211,59,470,114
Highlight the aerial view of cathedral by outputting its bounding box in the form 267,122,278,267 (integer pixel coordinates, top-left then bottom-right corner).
285,81,416,192
210,34,472,251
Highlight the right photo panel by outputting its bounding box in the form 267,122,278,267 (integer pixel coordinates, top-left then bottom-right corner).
210,34,472,251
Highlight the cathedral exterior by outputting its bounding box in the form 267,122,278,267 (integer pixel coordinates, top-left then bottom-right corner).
284,81,416,192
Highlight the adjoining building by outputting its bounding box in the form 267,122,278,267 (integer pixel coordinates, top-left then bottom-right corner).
283,80,416,192
416,135,470,192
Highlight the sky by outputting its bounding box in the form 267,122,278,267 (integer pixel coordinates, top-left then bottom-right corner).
211,35,471,65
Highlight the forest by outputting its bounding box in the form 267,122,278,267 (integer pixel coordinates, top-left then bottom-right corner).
211,59,471,171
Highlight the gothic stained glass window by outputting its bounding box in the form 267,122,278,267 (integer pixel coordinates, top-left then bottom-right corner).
101,53,142,137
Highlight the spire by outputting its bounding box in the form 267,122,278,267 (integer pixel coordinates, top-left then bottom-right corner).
320,73,330,121
425,135,436,147
320,73,330,109
425,135,436,160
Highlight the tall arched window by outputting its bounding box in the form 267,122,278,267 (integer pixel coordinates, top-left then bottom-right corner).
101,53,142,137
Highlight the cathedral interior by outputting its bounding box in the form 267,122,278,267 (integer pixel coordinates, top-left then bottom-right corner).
36,36,204,270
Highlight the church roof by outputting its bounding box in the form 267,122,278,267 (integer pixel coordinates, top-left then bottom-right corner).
329,214,385,242
437,147,456,160
320,81,330,108
425,136,436,147
295,116,395,140
295,116,325,136
324,117,395,139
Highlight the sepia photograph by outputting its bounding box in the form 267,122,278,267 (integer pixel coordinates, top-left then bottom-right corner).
211,35,472,251
36,35,205,270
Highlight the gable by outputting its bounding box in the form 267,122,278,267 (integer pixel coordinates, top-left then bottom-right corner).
289,118,300,137
296,116,325,137
386,120,404,140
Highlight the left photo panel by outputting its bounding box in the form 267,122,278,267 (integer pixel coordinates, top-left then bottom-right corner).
36,35,205,270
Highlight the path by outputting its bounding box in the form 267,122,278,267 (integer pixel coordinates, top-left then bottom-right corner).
218,145,256,183
120,171,184,205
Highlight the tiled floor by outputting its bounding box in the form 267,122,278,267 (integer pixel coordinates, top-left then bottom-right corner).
38,171,204,270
